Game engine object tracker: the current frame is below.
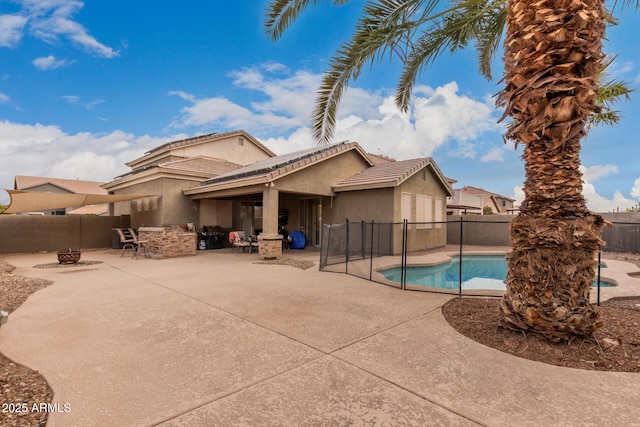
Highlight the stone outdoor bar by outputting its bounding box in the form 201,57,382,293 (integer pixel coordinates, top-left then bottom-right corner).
138,226,196,258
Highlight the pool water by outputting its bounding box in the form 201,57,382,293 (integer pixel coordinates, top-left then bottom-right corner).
380,255,614,291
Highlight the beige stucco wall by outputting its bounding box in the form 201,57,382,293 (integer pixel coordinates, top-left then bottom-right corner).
181,135,271,166
110,178,200,228
326,188,394,224
199,199,232,228
275,150,371,196
393,167,448,252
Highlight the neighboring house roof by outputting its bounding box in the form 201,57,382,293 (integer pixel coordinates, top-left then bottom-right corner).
126,130,276,169
14,175,107,195
333,157,454,196
455,186,515,214
459,186,515,202
103,156,241,191
185,142,373,195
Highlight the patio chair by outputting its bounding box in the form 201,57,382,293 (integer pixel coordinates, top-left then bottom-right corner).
114,228,136,257
230,231,257,253
128,228,150,259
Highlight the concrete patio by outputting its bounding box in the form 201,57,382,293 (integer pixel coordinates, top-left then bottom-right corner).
0,249,638,426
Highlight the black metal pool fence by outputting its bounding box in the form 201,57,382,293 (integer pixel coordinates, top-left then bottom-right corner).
319,218,636,302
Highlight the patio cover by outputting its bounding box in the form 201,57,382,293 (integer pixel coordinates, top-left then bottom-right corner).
2,190,152,214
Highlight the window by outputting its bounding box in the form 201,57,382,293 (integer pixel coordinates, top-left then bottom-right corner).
435,198,443,228
401,192,412,221
238,137,244,146
416,194,432,229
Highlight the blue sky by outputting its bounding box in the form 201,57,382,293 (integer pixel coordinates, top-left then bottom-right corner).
1,0,639,212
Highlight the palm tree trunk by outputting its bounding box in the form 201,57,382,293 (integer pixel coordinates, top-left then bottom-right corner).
497,0,607,341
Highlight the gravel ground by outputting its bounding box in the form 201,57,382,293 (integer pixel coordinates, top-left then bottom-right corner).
253,258,316,270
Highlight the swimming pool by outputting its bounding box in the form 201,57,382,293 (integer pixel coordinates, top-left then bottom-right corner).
380,255,614,291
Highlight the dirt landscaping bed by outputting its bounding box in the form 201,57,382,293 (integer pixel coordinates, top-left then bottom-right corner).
1,258,53,427
442,251,640,373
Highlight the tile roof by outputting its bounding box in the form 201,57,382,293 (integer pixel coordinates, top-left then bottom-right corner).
459,186,515,202
159,157,242,176
366,152,396,165
333,157,453,195
127,130,276,167
197,141,369,187
333,158,441,191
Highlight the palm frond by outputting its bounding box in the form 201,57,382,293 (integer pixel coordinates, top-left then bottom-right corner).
396,0,505,111
265,0,352,41
587,54,634,127
611,0,640,12
312,0,442,144
597,79,633,108
588,111,622,127
265,0,313,41
474,0,507,79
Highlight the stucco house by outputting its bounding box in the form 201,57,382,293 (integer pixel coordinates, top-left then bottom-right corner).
447,186,516,215
103,130,453,255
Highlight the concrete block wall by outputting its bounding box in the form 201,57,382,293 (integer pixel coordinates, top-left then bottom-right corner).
446,215,511,246
0,215,129,253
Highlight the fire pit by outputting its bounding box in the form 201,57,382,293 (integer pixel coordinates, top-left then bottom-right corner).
57,249,82,264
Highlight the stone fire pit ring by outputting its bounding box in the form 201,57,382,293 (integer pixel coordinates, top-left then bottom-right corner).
57,249,82,264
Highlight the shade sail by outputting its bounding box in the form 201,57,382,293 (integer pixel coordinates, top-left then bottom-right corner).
2,190,153,214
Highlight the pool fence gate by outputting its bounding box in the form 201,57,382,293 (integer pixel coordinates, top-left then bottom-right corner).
318,218,631,304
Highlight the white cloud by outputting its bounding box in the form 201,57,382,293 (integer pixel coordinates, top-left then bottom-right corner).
580,164,618,183
511,186,525,207
0,14,28,47
171,96,301,131
62,95,104,110
2,1,118,58
0,93,10,103
582,183,638,213
33,54,73,70
630,177,640,199
480,146,505,162
228,65,321,124
448,140,477,159
168,90,196,102
578,164,638,211
0,120,175,204
171,64,502,161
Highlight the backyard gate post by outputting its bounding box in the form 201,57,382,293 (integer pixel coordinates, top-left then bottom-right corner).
345,219,349,274
369,221,375,280
459,217,463,297
597,250,601,306
401,219,408,291
361,221,366,260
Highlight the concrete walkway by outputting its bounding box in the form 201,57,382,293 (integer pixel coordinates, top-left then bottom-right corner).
1,250,638,426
